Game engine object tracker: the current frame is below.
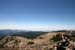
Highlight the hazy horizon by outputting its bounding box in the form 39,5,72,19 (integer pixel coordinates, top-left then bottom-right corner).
0,25,74,31
0,0,75,31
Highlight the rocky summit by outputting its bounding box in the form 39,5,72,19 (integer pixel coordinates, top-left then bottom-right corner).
0,30,75,50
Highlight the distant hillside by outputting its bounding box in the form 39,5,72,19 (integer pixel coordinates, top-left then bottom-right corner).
0,33,6,40
11,31,47,39
0,30,26,40
52,30,69,32
0,30,75,40
0,30,47,39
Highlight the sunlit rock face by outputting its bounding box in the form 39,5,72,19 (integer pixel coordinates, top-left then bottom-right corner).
0,36,29,48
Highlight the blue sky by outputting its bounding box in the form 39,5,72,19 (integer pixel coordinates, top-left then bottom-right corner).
0,0,75,31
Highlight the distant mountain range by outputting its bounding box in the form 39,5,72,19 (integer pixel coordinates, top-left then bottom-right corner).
0,30,48,40
0,30,75,40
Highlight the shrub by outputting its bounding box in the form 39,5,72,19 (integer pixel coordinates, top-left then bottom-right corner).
27,41,34,45
51,34,62,42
